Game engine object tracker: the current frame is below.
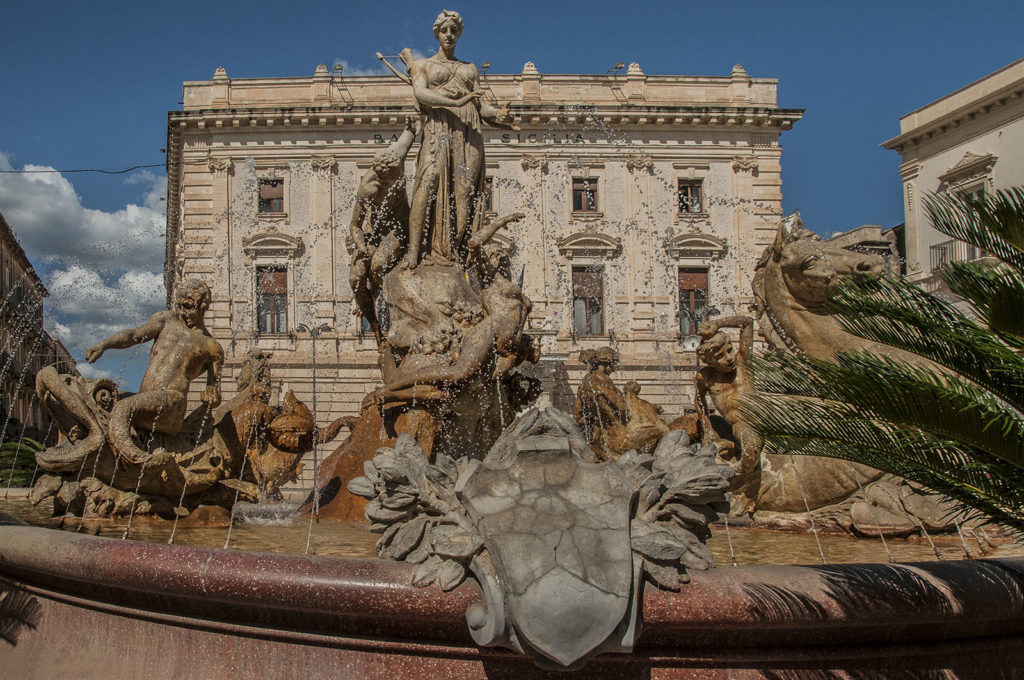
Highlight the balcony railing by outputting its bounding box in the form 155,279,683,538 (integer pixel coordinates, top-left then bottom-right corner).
930,239,985,271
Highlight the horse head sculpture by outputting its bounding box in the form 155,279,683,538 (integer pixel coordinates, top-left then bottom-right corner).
752,212,885,359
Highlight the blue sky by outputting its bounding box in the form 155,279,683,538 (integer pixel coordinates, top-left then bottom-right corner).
1,0,1022,388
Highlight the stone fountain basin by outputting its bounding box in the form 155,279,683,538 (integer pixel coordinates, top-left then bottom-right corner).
1,519,1023,678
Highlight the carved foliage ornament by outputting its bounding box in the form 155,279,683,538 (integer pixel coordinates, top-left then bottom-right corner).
310,156,337,174
347,408,733,670
520,154,547,171
208,157,233,174
625,154,653,172
731,155,759,174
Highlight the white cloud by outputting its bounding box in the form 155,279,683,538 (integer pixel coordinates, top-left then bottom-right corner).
333,50,427,77
75,362,115,381
0,153,164,274
0,152,166,388
47,267,164,329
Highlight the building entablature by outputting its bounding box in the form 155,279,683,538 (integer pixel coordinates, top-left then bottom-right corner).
168,104,802,133
882,58,1024,153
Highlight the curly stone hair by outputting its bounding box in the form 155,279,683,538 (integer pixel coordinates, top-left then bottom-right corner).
697,332,730,364
433,9,463,38
175,279,212,308
371,148,403,176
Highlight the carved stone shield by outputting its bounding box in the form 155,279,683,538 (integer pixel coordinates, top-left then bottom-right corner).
457,427,637,667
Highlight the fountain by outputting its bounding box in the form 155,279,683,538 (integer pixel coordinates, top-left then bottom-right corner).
2,10,1024,677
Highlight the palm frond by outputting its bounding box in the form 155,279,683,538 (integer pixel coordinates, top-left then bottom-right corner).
826,275,1024,412
748,351,1024,470
924,188,1024,271
744,185,1024,539
0,587,42,645
942,259,1024,346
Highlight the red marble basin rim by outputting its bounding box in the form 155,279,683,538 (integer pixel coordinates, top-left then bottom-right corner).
2,522,1023,652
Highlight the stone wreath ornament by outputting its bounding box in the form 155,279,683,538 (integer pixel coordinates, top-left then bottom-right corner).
348,407,733,669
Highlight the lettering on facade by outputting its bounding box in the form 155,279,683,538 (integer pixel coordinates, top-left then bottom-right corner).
501,133,587,145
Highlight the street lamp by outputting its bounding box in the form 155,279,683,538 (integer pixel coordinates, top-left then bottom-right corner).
296,323,331,554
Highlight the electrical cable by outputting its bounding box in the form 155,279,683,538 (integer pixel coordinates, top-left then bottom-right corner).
0,164,163,175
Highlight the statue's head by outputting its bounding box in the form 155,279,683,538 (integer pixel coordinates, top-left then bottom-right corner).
433,9,463,45
766,212,885,304
519,333,540,364
174,279,212,328
698,332,736,374
582,346,617,371
483,242,511,279
371,148,403,179
238,350,273,402
624,380,641,395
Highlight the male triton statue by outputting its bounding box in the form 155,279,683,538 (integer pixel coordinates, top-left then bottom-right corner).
85,279,224,466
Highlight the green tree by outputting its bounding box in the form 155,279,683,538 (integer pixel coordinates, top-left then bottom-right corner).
741,187,1024,535
0,437,44,488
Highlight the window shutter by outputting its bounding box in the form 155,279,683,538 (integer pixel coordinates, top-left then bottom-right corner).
573,269,603,298
258,268,287,294
678,269,708,290
259,180,284,199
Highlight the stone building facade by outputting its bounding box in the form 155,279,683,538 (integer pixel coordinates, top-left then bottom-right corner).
165,62,802,486
882,57,1024,290
0,211,78,443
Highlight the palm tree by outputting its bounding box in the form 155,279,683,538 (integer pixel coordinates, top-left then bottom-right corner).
741,187,1024,535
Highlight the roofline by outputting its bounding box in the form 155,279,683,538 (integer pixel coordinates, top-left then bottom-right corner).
900,57,1024,122
0,210,49,298
881,57,1024,151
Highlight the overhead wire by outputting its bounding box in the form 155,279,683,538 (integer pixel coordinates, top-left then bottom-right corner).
0,164,164,175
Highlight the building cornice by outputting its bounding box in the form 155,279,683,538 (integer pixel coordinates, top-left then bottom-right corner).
881,82,1024,152
166,104,802,133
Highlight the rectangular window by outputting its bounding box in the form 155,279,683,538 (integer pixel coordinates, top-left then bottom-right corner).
678,180,703,214
258,179,285,214
482,177,494,212
257,267,288,334
572,266,604,336
678,268,708,336
572,177,599,212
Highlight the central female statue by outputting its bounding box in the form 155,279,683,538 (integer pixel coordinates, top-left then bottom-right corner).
404,9,516,269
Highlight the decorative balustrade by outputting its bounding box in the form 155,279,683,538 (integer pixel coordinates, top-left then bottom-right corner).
930,238,985,270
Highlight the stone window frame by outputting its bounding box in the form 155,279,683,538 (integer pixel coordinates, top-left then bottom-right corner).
677,267,709,337
253,165,291,223
242,232,304,338
672,163,710,223
663,232,726,338
677,178,704,216
570,176,600,216
938,152,997,198
557,231,621,339
571,265,606,338
256,266,289,335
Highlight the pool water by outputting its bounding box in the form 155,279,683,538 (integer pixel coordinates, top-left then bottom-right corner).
2,495,1019,566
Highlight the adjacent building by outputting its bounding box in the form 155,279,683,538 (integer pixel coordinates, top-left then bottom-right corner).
165,61,802,484
882,57,1024,289
0,211,78,443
